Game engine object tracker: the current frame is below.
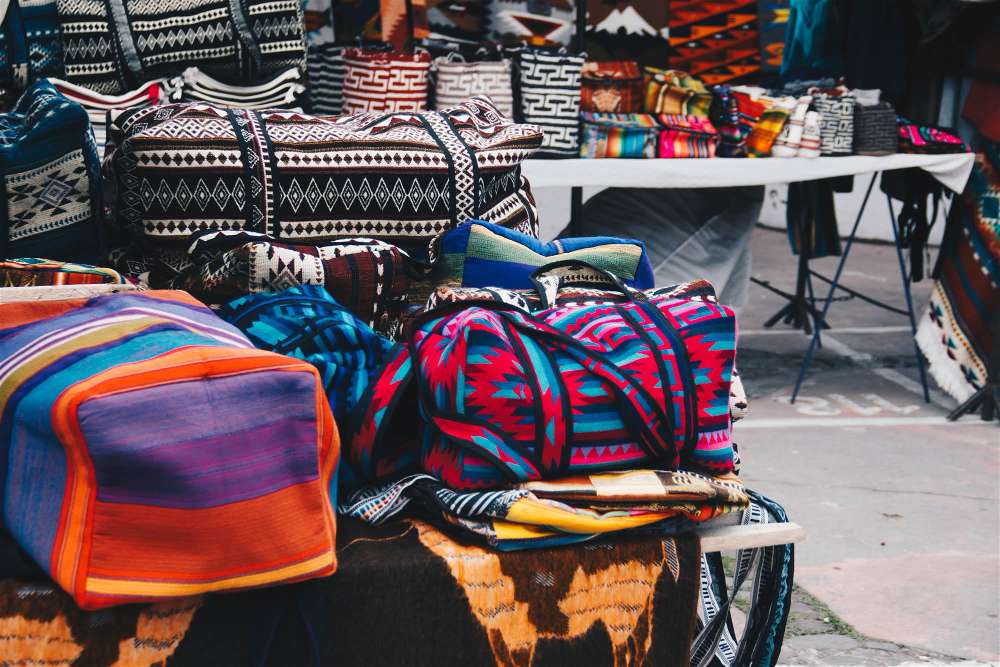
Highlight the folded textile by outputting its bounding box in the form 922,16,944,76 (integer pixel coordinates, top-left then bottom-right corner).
166,67,306,110
897,119,968,155
0,290,338,608
430,219,654,290
916,148,999,402
580,112,659,158
56,0,305,95
655,114,719,158
48,77,173,154
0,258,126,286
0,515,708,666
175,231,411,327
105,96,542,276
519,469,748,505
745,97,795,157
712,86,771,157
343,471,745,551
643,68,712,116
1,80,102,264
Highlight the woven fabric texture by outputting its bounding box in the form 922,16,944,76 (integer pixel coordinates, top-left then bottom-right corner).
0,290,338,609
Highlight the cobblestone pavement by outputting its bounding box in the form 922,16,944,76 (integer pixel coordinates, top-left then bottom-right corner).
777,586,982,666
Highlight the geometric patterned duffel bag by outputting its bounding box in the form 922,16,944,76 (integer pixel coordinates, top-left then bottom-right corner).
349,265,738,490
173,230,413,328
105,96,543,273
0,290,338,609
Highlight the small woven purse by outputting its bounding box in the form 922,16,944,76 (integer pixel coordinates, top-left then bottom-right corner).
853,102,898,156
580,60,643,113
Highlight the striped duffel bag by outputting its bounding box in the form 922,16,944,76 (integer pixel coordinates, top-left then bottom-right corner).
0,291,339,608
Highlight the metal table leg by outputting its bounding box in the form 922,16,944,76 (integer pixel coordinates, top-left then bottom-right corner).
790,172,878,403
886,194,932,403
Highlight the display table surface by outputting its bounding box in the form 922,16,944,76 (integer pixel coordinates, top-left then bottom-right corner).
522,153,976,193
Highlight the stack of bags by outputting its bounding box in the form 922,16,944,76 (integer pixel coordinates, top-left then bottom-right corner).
579,63,721,158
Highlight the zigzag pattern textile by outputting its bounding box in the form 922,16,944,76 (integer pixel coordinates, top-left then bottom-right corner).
105,96,542,276
1,80,102,263
515,49,585,157
668,0,760,85
0,290,339,609
56,0,305,95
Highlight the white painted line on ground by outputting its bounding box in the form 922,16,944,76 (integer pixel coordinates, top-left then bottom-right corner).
735,416,995,429
818,334,873,363
871,367,956,411
741,325,912,336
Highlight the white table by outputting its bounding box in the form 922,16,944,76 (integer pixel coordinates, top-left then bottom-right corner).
522,154,975,193
522,152,977,403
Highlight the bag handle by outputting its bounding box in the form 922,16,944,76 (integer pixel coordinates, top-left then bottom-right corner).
409,300,678,479
529,259,643,309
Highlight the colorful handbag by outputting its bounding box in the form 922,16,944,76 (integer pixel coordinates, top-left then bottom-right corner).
580,60,642,113
429,219,654,290
514,48,585,157
305,42,392,115
342,49,432,114
105,96,542,276
349,263,737,490
655,114,719,158
432,53,514,117
1,81,103,264
813,91,855,155
897,119,968,154
643,68,712,117
0,291,338,609
580,112,659,158
175,230,412,328
711,85,770,157
0,258,125,286
55,0,304,95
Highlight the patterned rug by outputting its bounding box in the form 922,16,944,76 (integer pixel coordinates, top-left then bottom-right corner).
668,0,760,85
917,147,1000,401
0,519,700,666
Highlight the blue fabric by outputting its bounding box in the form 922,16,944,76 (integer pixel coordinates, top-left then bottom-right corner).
0,80,102,263
435,219,655,290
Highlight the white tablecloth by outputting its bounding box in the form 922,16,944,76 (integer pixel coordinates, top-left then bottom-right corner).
522,153,976,193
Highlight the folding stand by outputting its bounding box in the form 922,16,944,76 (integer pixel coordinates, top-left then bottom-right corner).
790,172,932,403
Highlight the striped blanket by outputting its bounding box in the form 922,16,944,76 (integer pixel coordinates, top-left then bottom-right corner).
0,291,338,609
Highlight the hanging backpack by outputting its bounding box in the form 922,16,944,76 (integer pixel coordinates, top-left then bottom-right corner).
348,262,738,490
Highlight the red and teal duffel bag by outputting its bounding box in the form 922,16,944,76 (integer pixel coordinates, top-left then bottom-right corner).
349,263,737,490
